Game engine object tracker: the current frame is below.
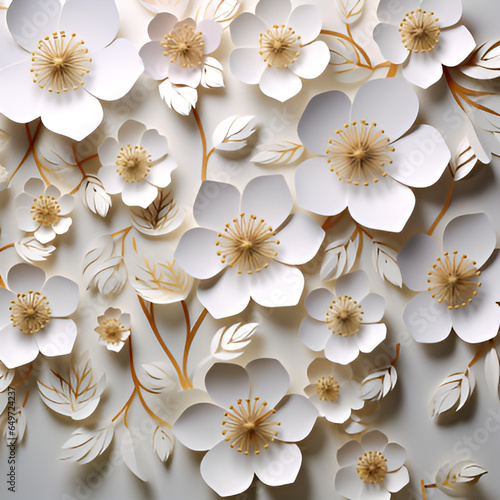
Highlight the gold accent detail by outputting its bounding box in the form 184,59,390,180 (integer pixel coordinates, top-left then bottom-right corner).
326,121,393,186
399,9,440,53
316,376,340,401
161,23,205,68
31,195,61,227
221,397,280,455
427,251,481,309
326,295,363,337
30,31,91,93
357,450,388,484
259,24,301,68
116,145,152,183
216,213,279,274
10,291,51,335
95,318,128,345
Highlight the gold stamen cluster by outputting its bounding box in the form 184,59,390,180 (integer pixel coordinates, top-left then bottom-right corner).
31,195,61,227
259,25,301,68
316,375,340,402
326,295,364,337
400,9,440,53
356,450,388,484
161,24,205,68
10,291,51,335
116,145,152,183
95,318,128,345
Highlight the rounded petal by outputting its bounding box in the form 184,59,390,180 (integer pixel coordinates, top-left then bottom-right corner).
197,19,222,54
0,325,39,368
173,403,225,451
300,317,331,351
205,362,250,408
34,225,56,244
481,253,500,297
255,0,291,27
118,120,147,146
35,318,77,357
97,165,126,195
383,442,407,472
59,0,119,52
402,52,443,89
121,181,158,208
359,482,391,500
351,78,419,141
324,334,359,365
387,125,450,187
336,270,370,300
335,465,364,499
193,181,241,231
254,442,302,487
174,227,225,280
146,158,176,188
0,288,16,330
443,213,496,268
97,137,121,165
200,441,254,497
140,41,170,80
373,23,409,64
259,66,302,102
274,395,317,441
385,467,410,493
246,358,289,408
434,26,475,67
85,39,144,101
360,293,386,323
295,158,348,216
148,12,178,41
337,439,363,466
197,268,251,319
362,429,388,450
421,0,462,27
355,323,387,353
241,175,292,230
140,128,168,161
42,276,79,317
230,13,266,47
7,263,45,293
307,357,344,382
16,206,38,232
58,194,74,215
305,288,334,321
288,4,322,44
376,0,420,25
168,62,202,87
249,262,304,308
229,48,266,84
347,176,415,232
53,216,72,235
452,297,500,343
275,213,324,265
403,291,452,343
290,41,329,79
23,178,45,198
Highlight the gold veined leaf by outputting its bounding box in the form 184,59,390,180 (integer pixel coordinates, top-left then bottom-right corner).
153,425,174,462
210,322,258,360
15,236,56,263
141,362,178,392
372,241,403,287
320,232,360,281
0,362,14,392
251,141,305,166
430,368,475,417
84,175,112,217
195,0,240,27
159,79,198,116
338,0,365,24
59,424,115,464
460,40,500,80
212,115,256,152
450,137,478,181
201,57,225,89
360,366,398,401
436,460,487,497
129,188,183,236
132,256,193,304
37,353,105,420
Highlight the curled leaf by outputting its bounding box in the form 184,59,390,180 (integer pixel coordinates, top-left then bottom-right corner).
195,0,240,27
153,425,174,462
15,236,56,263
326,35,373,83
372,241,402,287
430,368,475,417
251,141,304,166
201,57,225,88
337,0,365,24
84,175,112,217
320,233,359,281
59,424,115,464
159,80,197,116
484,346,500,399
450,136,478,181
212,115,256,152
436,460,487,497
210,323,257,360
360,366,398,401
460,40,500,80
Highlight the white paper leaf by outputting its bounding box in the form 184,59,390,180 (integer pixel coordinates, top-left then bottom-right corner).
210,322,258,360
84,175,112,217
372,241,403,287
15,236,56,263
129,188,183,236
430,369,475,417
121,428,148,481
196,0,240,27
142,362,177,392
485,347,500,399
450,136,478,181
436,460,487,497
212,115,256,151
342,414,367,435
59,424,115,464
360,366,398,401
3,406,26,444
326,35,373,83
460,40,500,80
153,425,174,462
0,129,9,150
251,141,305,166
320,233,359,281
37,354,105,420
137,0,189,16
159,80,198,116
338,0,365,24
201,57,225,88
0,363,15,392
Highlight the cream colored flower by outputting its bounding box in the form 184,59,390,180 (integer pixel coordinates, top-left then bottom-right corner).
95,307,131,352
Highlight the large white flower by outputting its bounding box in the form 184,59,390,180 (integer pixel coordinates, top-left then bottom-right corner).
174,359,318,497
0,0,143,141
97,120,176,208
300,270,386,365
374,0,475,88
0,263,78,368
174,175,324,319
335,430,409,500
295,77,450,232
15,178,73,243
229,0,329,101
398,213,500,344
139,13,222,88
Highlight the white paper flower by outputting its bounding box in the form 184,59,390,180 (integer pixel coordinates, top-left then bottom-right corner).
229,0,329,101
173,359,318,497
300,270,386,365
374,0,475,88
15,178,74,244
335,430,409,500
140,13,222,88
174,175,324,319
398,213,500,344
295,77,450,232
0,263,79,368
95,307,131,352
304,358,364,424
97,120,176,208
0,0,143,141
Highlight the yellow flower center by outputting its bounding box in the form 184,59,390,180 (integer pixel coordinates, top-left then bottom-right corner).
327,121,394,186
161,23,205,68
221,397,281,455
399,9,441,53
95,318,127,344
259,24,301,68
326,295,364,337
116,145,152,183
357,450,388,484
10,291,51,335
316,375,340,401
427,251,481,309
30,31,91,93
216,213,280,274
31,195,61,227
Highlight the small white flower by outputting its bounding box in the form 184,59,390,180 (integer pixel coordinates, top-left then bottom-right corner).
95,307,131,352
15,178,73,244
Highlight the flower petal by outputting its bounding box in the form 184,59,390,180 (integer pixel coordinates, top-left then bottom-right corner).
373,23,409,64
452,296,500,343
35,318,77,357
254,442,302,487
290,41,329,79
335,465,364,499
305,288,334,321
121,181,158,208
355,323,387,353
433,26,475,67
421,0,462,27
97,137,121,165
16,206,38,232
205,362,250,408
300,317,331,351
361,429,388,450
0,288,15,330
42,276,79,317
259,66,302,102
148,12,178,41
230,13,266,47
336,270,370,300
246,358,289,408
198,19,222,54
34,225,56,244
0,325,39,368
324,334,359,365
255,0,291,27
140,41,170,80
168,62,202,87
117,120,146,147
274,394,317,441
383,442,406,472
385,467,410,493
288,4,322,44
402,52,443,89
23,178,45,198
58,194,74,215
360,482,391,500
53,216,72,235
7,263,45,293
360,293,386,323
376,0,420,26
146,158,175,188
229,48,266,84
337,439,363,467
141,128,168,161
97,165,126,195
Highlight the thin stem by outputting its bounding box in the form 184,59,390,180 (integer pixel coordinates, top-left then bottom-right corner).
373,61,391,70
355,223,373,240
182,307,209,388
0,275,6,289
391,343,401,366
192,107,212,182
22,391,30,408
110,226,133,256
427,178,455,236
468,345,484,368
68,144,92,194
0,242,14,253
421,480,427,500
386,63,398,77
10,122,43,181
111,388,137,423
110,226,133,238
321,212,345,232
